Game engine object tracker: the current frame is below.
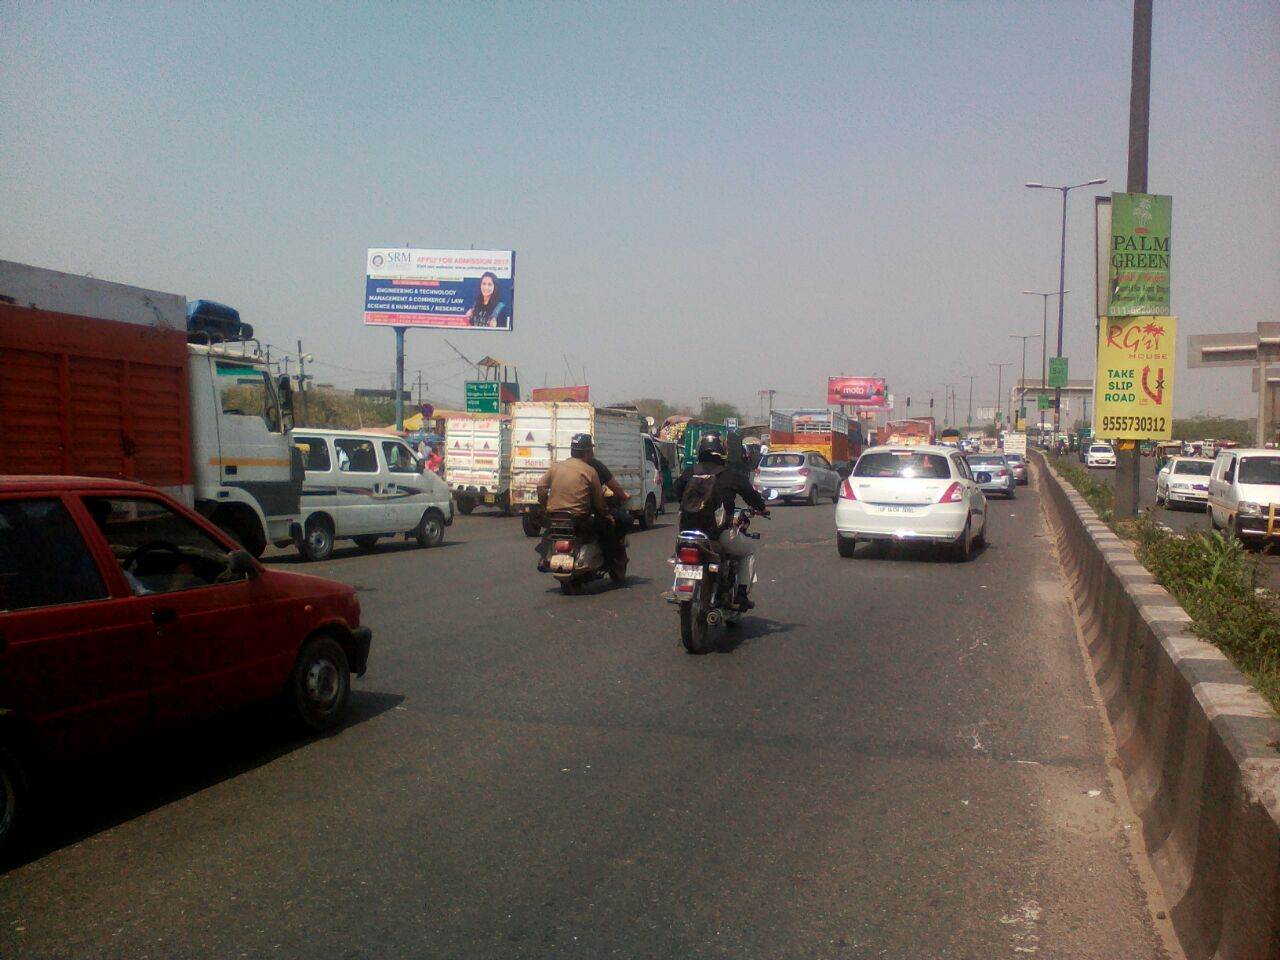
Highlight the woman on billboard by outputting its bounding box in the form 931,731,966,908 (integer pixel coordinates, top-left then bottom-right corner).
465,272,512,329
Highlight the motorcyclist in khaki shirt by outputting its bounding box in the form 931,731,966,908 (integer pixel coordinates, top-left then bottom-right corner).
536,433,624,561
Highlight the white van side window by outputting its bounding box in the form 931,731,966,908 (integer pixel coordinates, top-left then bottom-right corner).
335,438,377,473
1224,456,1236,483
382,441,418,474
295,436,331,472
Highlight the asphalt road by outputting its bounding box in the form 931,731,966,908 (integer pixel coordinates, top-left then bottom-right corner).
1075,452,1280,589
1,481,1172,959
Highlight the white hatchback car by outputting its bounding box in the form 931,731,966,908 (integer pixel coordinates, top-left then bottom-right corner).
835,444,988,561
1085,443,1116,467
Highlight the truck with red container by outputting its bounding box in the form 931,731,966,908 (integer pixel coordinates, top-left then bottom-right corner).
0,260,301,555
876,417,937,447
768,409,861,466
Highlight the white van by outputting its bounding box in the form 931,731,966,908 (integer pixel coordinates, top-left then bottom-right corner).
1207,447,1280,544
292,429,454,561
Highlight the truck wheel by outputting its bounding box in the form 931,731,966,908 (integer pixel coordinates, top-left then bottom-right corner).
416,511,445,548
641,495,657,530
522,514,542,538
352,535,380,551
498,492,512,516
216,509,268,558
0,743,30,863
299,515,334,562
287,635,350,733
455,496,475,516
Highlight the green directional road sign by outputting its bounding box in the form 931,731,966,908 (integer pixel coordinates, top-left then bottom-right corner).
1037,393,1053,410
465,380,501,413
1048,357,1069,389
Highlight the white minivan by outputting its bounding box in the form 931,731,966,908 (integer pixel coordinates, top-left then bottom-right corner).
292,429,454,561
1207,448,1280,545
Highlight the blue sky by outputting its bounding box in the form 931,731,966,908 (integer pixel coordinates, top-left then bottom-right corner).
2,1,1277,420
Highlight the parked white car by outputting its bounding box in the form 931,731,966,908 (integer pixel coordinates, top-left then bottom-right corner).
835,444,988,562
1207,448,1280,545
292,429,454,561
1155,456,1212,510
1085,443,1116,468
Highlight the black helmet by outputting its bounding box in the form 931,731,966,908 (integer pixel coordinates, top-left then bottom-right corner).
570,433,594,457
697,432,727,463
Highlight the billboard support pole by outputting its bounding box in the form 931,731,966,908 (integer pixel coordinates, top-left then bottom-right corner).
394,326,406,431
1115,0,1152,519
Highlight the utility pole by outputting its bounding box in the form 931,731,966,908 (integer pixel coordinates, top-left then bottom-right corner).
1009,333,1040,429
1114,0,1152,518
943,384,956,427
415,370,424,407
699,396,713,417
758,389,776,421
991,362,1012,430
296,340,309,425
965,375,977,427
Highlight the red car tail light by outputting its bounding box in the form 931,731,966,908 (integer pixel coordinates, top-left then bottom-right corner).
840,480,857,500
554,539,574,553
798,467,811,476
939,482,965,503
677,546,702,564
996,469,1008,477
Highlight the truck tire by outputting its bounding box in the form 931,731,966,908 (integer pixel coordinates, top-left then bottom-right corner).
286,635,350,733
299,515,334,562
216,508,268,558
522,514,542,538
640,495,657,530
455,496,475,516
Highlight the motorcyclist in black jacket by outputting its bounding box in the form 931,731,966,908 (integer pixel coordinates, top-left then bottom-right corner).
674,433,769,610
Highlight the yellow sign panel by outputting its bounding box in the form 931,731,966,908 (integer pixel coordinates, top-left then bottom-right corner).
1092,315,1176,440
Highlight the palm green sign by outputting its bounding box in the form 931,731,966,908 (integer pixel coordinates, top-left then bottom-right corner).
1037,393,1052,410
1107,192,1171,316
1048,357,1068,389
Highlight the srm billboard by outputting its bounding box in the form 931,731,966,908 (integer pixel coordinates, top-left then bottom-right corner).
827,376,888,407
364,248,514,330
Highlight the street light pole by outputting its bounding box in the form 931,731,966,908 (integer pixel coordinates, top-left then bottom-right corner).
1009,333,1041,429
1022,290,1067,442
1025,178,1107,437
965,375,977,427
990,362,1011,431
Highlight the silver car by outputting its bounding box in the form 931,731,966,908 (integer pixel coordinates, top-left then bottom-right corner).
753,451,841,505
1004,453,1028,485
966,454,1017,499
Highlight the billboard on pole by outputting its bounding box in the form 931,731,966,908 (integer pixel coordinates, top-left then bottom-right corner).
1107,193,1171,317
1092,316,1176,440
827,376,888,407
364,249,514,329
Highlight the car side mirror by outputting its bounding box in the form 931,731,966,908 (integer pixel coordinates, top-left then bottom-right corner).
228,549,258,579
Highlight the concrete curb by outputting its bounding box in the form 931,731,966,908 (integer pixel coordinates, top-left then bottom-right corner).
1033,452,1280,960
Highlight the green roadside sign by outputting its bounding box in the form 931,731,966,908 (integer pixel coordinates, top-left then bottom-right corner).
1048,357,1068,389
1037,393,1052,410
1107,192,1171,317
465,380,501,413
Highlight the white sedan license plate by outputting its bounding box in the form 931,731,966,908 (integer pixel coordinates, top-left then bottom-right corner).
673,564,703,579
880,505,917,514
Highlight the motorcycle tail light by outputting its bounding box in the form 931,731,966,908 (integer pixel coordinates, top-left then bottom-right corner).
840,479,857,500
554,539,574,553
939,482,964,503
677,546,701,564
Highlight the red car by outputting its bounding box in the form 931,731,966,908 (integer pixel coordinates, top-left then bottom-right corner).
0,476,372,854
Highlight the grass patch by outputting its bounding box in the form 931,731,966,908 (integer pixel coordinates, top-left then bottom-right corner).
1047,455,1280,713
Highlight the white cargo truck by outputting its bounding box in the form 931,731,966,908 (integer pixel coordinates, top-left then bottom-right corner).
509,402,662,536
444,414,512,514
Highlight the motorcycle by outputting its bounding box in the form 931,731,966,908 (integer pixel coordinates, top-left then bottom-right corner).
670,508,764,654
537,511,628,595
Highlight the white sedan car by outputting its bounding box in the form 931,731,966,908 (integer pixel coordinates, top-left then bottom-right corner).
1155,456,1213,510
1085,443,1116,467
835,444,988,562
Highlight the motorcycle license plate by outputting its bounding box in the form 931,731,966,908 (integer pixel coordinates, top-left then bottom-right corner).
673,563,703,579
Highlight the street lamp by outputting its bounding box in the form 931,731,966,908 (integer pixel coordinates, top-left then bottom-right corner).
1025,177,1107,436
990,361,1012,430
1009,332,1041,428
1022,289,1067,440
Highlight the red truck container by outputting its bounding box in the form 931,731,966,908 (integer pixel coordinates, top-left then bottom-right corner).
0,294,192,487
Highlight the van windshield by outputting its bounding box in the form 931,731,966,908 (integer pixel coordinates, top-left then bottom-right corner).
1239,457,1280,485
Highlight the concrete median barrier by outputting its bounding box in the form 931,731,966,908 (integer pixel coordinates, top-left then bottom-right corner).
1034,452,1280,960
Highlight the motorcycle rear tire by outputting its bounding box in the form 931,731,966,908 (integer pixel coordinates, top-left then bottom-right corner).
560,579,582,596
680,596,711,654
